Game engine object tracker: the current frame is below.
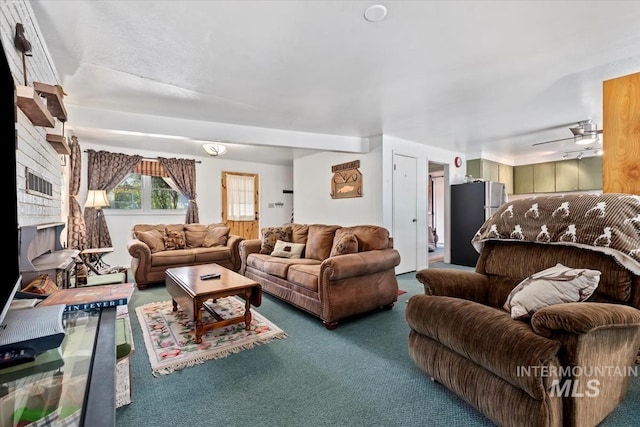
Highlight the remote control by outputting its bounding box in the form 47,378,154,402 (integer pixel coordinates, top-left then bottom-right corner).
0,348,36,369
200,273,220,280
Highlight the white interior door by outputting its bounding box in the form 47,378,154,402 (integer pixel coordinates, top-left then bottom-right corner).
393,153,417,274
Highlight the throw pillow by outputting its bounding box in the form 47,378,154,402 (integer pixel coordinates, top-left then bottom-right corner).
305,224,341,260
260,226,292,255
503,263,600,320
22,274,59,295
135,229,166,253
184,224,209,248
164,229,186,250
271,240,305,259
291,223,309,244
203,226,230,247
329,232,359,257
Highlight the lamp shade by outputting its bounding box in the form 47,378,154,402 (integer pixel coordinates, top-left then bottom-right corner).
84,189,110,209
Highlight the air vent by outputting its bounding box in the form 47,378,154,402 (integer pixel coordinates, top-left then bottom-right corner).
26,168,53,198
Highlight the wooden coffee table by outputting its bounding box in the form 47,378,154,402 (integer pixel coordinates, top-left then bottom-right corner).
165,264,262,344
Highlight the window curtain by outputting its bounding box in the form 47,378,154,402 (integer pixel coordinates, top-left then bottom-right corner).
226,174,255,221
157,157,199,223
85,150,142,248
67,136,87,250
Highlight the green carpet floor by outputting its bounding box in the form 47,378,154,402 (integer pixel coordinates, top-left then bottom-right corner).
116,263,640,426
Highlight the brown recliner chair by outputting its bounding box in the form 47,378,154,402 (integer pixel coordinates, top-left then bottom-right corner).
406,193,640,427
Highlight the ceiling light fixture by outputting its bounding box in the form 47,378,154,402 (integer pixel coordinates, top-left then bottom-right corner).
364,4,387,22
573,119,600,145
561,146,599,159
202,142,228,156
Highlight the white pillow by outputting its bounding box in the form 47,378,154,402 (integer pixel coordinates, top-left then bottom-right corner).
270,240,305,259
503,263,600,320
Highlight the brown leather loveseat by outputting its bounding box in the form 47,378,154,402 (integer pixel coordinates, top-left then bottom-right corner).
127,223,243,289
240,223,401,329
406,193,640,427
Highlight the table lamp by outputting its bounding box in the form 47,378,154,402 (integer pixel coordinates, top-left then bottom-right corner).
84,190,110,247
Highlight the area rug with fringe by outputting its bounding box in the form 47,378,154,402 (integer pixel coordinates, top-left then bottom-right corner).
135,296,287,376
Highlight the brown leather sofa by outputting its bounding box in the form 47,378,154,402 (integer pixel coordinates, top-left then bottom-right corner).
406,193,640,427
240,223,401,329
127,223,242,289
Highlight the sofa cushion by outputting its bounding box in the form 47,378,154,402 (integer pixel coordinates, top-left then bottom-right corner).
260,226,293,254
184,224,208,248
203,226,230,247
305,224,341,261
132,223,165,236
482,241,632,303
271,240,305,259
291,223,309,244
262,257,320,279
192,246,232,263
135,229,166,253
334,225,389,252
503,263,600,320
287,264,321,292
164,228,186,250
246,253,271,271
330,232,358,257
151,249,195,266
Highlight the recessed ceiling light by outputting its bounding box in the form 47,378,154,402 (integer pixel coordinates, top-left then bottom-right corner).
364,4,387,22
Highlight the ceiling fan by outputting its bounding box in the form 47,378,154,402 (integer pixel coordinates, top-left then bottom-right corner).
532,119,603,146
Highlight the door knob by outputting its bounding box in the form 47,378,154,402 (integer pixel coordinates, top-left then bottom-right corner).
412,218,417,222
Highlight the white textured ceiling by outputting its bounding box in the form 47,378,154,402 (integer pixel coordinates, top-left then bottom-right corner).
29,1,640,165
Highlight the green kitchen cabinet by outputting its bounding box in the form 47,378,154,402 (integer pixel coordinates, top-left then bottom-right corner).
577,156,603,190
498,163,514,195
533,162,555,193
481,159,500,182
555,157,603,192
467,159,513,194
466,159,481,180
555,159,579,192
514,165,534,194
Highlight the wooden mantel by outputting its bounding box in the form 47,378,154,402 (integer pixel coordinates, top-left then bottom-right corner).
603,72,640,195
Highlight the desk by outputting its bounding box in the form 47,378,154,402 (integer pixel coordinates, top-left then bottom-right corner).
80,247,114,275
0,308,116,426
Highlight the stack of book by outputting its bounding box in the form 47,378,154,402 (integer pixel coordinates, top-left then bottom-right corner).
38,283,134,312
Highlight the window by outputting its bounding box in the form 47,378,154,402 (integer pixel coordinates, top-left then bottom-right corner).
226,174,255,220
107,173,188,212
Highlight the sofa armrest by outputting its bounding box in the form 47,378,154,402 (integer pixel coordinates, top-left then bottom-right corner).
225,234,243,271
239,239,262,274
320,249,400,281
127,239,151,286
416,269,489,303
127,239,151,260
531,302,640,337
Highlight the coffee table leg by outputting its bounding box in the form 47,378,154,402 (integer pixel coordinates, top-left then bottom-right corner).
195,305,204,344
172,299,178,312
244,290,252,331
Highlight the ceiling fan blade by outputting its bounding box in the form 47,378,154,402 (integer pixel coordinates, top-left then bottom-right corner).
532,129,604,146
531,136,575,146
